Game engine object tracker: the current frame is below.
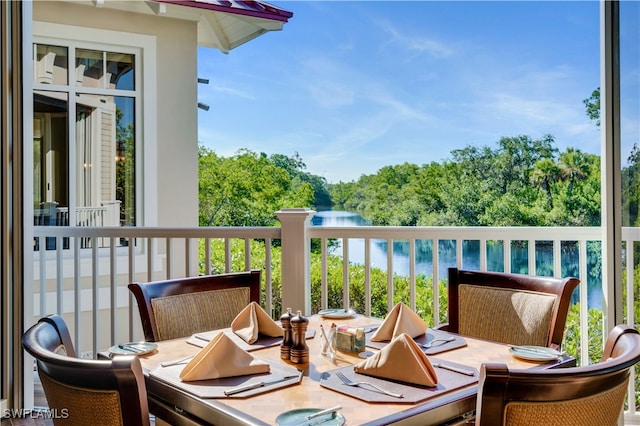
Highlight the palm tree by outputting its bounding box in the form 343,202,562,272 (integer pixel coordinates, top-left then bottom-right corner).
559,148,590,195
531,158,561,209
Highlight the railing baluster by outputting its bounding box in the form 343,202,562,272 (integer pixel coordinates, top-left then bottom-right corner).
56,237,63,315
92,237,98,359
147,237,154,282
343,238,350,310
128,235,135,341
224,238,231,273
110,236,116,347
409,239,416,311
244,238,251,271
579,239,589,365
74,237,81,352
364,238,371,317
321,237,328,310
528,239,535,275
553,240,561,278
265,238,273,315
386,238,393,312
39,237,46,317
504,239,511,273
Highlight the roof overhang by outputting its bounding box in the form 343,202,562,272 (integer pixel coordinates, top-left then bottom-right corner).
70,0,293,54
152,0,293,53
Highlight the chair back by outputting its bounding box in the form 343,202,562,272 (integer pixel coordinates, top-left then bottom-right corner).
445,267,579,348
476,325,640,426
22,314,149,426
128,270,261,341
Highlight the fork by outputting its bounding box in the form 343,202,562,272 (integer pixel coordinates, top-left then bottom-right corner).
335,371,403,398
420,336,455,349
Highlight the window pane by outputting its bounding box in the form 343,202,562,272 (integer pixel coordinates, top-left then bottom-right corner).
74,93,136,227
75,48,104,88
76,49,135,90
621,1,640,228
115,97,136,226
34,44,67,85
33,90,69,228
620,1,639,326
107,52,135,90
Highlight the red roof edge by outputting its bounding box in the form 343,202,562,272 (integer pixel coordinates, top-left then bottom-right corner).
155,0,293,23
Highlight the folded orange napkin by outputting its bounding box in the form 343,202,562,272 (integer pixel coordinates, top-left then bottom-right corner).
179,331,269,381
370,302,427,341
231,301,284,344
354,333,438,387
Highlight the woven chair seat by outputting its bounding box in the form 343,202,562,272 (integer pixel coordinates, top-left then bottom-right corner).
128,270,262,342
458,285,556,347
151,287,250,340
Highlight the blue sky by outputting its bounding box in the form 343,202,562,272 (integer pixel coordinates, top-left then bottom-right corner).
197,1,638,183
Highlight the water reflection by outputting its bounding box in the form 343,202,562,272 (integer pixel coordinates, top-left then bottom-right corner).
312,210,602,309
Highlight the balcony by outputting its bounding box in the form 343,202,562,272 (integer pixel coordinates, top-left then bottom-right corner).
29,209,640,422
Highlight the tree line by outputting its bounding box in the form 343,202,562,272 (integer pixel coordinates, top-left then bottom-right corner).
199,88,639,229
199,138,640,228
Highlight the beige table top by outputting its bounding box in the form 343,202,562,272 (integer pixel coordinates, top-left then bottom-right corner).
138,315,572,425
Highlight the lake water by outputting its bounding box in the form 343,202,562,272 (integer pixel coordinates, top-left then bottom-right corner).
312,210,603,309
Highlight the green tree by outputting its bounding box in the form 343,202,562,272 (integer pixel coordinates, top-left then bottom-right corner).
269,152,333,210
198,147,315,227
583,87,600,127
531,158,561,209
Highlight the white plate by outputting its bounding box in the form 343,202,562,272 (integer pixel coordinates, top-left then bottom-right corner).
509,345,561,361
318,309,356,319
109,342,157,356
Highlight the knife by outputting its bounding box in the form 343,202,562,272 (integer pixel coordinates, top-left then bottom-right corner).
194,334,211,342
224,375,299,396
432,362,475,376
118,343,145,353
509,345,563,356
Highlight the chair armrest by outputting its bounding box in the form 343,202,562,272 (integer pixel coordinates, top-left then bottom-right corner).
435,323,452,332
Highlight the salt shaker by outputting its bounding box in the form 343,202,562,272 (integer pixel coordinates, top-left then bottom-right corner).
289,310,309,364
280,307,293,360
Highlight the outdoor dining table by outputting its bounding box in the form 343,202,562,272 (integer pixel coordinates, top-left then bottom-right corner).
134,314,575,426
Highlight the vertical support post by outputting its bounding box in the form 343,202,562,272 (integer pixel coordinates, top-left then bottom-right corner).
276,208,315,316
601,0,622,333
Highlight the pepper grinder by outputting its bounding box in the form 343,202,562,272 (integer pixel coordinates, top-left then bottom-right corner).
289,310,309,364
280,307,293,360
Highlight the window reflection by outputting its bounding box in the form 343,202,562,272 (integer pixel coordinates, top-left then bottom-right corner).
34,44,67,85
107,52,135,90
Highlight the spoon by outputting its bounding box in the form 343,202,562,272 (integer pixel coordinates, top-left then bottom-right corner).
421,336,455,349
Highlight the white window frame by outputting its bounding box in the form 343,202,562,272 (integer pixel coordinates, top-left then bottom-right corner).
32,22,158,227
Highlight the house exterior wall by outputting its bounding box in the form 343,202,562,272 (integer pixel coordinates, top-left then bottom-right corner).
33,1,199,228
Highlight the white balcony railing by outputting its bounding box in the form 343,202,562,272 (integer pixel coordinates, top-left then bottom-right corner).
30,209,640,421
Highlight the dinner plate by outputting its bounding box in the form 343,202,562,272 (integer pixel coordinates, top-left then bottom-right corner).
108,342,157,356
509,345,562,361
275,408,345,426
318,309,356,319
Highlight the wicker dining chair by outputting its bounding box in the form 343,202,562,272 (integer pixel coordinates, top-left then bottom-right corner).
22,314,150,426
442,267,580,349
475,324,640,425
128,270,261,341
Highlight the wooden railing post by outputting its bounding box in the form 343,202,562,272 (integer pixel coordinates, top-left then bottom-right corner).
276,208,316,316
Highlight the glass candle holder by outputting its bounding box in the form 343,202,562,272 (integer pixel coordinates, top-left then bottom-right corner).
320,325,337,359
